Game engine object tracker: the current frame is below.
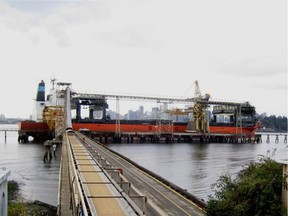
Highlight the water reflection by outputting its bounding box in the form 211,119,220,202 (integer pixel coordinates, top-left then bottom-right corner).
0,124,287,204
0,125,60,206
109,135,288,201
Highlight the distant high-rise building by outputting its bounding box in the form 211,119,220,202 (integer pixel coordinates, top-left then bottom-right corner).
139,105,144,113
137,105,144,119
151,107,159,119
128,110,137,120
0,114,5,120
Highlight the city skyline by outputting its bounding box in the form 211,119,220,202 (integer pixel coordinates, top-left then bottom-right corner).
0,100,286,120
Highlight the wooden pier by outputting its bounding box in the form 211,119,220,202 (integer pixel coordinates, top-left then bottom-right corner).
82,131,264,144
0,128,18,143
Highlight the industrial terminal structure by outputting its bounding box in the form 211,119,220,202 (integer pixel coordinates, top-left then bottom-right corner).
18,79,260,144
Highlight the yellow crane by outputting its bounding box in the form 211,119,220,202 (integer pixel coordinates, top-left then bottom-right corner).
166,81,210,133
192,81,210,133
42,106,64,131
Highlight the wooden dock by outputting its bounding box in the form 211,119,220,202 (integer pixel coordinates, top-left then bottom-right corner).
83,131,263,144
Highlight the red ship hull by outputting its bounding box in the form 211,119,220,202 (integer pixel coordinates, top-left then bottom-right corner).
19,121,258,135
72,122,258,137
72,123,186,133
18,121,258,142
19,121,50,132
18,121,53,142
209,126,257,136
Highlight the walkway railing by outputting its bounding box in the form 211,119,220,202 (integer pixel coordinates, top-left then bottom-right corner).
58,87,145,215
0,128,18,143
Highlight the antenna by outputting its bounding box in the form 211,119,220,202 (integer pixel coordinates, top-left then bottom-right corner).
51,77,57,90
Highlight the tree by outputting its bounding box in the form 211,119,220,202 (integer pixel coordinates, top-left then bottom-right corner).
257,114,287,132
206,158,286,216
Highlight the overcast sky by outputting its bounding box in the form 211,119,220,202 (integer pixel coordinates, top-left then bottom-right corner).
0,0,286,118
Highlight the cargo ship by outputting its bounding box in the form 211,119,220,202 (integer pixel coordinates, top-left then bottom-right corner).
18,80,260,142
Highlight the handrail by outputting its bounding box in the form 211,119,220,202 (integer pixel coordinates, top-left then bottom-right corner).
66,132,90,215
0,128,18,131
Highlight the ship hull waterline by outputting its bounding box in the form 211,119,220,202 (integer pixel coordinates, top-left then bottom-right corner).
18,121,258,143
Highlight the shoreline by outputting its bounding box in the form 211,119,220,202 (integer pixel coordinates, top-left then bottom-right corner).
8,179,57,215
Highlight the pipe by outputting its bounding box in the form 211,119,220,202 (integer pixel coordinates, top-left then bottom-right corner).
65,87,73,130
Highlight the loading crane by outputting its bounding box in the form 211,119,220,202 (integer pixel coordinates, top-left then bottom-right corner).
164,81,255,134
191,81,210,133
72,81,253,135
165,81,210,133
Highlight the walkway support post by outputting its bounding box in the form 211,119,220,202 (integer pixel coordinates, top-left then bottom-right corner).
277,160,288,210
0,168,11,216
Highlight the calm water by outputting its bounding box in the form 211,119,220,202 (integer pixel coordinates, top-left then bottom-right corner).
108,133,288,201
0,124,60,206
0,124,287,206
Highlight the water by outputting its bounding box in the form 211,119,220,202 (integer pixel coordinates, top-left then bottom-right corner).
0,124,60,206
0,124,287,205
108,133,288,201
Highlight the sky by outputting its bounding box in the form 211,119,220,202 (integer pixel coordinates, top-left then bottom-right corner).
0,0,287,118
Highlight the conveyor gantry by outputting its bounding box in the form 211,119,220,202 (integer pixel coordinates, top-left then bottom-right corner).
58,87,145,216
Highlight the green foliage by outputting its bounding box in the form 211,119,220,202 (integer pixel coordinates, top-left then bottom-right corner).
8,202,26,216
206,158,286,216
8,180,20,201
7,180,27,215
258,115,287,132
7,180,57,216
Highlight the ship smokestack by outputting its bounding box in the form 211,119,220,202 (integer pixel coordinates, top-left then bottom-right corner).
36,80,45,101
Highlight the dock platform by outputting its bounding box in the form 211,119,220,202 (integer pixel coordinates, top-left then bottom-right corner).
83,131,262,144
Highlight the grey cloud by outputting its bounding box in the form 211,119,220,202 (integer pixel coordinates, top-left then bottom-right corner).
250,80,287,91
1,1,107,48
40,13,71,47
95,29,163,50
29,34,41,45
0,2,70,47
38,1,110,47
221,58,287,77
3,1,65,14
0,3,36,32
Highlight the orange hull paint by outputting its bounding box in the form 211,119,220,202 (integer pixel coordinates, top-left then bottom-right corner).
72,123,257,136
72,123,187,133
19,122,258,137
19,121,50,132
209,126,257,136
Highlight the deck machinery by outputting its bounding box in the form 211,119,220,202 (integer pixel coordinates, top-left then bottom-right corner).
18,80,259,143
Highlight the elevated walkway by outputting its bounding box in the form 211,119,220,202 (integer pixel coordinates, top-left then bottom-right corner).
58,86,206,216
58,130,143,215
68,134,139,215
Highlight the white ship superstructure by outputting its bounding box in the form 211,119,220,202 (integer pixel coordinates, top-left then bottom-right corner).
32,79,68,122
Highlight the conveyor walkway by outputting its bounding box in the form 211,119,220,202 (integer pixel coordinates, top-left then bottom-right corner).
67,133,140,215
58,86,206,216
77,132,206,216
59,131,143,216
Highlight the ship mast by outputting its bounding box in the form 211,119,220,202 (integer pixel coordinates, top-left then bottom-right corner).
51,78,56,90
